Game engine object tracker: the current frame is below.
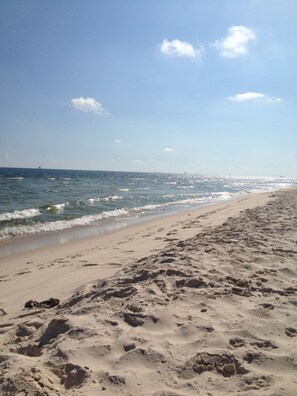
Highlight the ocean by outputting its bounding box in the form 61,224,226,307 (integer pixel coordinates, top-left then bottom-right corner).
0,167,295,257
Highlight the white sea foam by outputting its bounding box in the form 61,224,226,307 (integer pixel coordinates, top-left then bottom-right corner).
134,194,232,214
88,196,123,203
0,189,238,239
0,208,129,239
211,192,233,199
118,188,129,192
45,203,68,213
0,197,208,238
102,195,123,201
162,193,203,199
0,208,41,222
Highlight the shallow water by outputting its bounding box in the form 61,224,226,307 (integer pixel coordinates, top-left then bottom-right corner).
0,167,295,256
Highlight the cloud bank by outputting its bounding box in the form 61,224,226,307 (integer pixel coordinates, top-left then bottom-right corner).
71,97,108,115
228,92,283,103
212,25,256,58
160,39,203,59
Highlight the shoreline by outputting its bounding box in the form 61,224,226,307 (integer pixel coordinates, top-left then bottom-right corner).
0,189,273,258
1,187,297,395
0,193,245,258
0,190,270,314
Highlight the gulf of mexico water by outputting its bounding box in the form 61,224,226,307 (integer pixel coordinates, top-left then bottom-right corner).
0,167,296,257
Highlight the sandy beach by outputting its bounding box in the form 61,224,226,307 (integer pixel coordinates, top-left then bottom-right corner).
0,188,297,395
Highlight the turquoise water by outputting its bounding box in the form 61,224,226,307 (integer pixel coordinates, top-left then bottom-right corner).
0,167,295,255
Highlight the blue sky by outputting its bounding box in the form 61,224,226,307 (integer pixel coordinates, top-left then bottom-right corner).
0,0,296,176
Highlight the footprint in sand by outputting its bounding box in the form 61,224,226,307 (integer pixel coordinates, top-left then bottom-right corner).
229,337,245,348
17,270,31,276
243,352,261,364
259,303,274,310
51,363,89,389
242,375,273,390
82,263,98,267
71,253,83,258
181,352,248,378
250,340,278,350
285,327,297,337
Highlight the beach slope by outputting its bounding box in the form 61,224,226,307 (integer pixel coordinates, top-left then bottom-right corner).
1,189,297,395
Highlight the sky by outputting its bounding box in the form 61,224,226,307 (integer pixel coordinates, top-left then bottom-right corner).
0,0,296,177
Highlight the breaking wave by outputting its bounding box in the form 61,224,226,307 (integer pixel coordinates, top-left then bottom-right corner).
0,208,41,222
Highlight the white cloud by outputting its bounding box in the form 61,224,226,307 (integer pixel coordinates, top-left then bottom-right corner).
71,97,108,115
113,139,122,144
212,25,256,58
160,39,203,59
163,147,174,152
228,92,283,103
228,92,265,101
132,159,141,163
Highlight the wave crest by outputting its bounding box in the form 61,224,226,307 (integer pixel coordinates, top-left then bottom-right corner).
0,208,41,222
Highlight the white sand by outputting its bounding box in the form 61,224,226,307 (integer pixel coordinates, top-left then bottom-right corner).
0,189,297,395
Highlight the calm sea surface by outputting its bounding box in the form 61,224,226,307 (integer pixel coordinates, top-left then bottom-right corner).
0,167,296,256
